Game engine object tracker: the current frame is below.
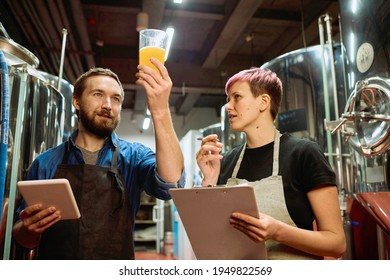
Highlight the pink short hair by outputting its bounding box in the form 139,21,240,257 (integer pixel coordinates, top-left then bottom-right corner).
225,68,283,120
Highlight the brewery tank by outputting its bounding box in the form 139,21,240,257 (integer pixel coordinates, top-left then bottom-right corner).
338,0,390,193
336,0,390,259
260,44,351,192
37,71,77,141
0,36,67,191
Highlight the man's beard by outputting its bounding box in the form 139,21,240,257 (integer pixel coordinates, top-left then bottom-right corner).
78,108,120,139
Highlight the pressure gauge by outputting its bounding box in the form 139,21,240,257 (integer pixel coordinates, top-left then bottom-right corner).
356,42,374,73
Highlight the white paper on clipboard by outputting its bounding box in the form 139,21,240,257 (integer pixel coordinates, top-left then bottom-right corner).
169,185,267,260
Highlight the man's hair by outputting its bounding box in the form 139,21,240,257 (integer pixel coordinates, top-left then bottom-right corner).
225,67,283,120
73,67,124,100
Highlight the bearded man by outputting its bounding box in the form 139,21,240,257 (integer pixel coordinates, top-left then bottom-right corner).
12,63,185,260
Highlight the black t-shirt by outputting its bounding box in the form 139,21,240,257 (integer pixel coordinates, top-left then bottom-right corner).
218,134,337,230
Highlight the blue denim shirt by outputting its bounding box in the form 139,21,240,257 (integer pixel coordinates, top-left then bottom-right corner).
17,130,185,222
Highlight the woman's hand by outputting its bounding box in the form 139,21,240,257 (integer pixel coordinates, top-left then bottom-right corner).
195,134,223,186
230,212,280,243
230,186,347,258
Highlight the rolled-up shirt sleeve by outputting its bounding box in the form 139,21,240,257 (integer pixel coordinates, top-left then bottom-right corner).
155,168,186,188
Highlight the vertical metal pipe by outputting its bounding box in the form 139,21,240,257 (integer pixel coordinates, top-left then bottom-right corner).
324,15,340,118
54,0,83,79
23,0,59,72
338,14,349,104
0,49,9,224
324,14,345,189
3,66,28,260
70,0,96,69
318,15,334,166
57,28,68,92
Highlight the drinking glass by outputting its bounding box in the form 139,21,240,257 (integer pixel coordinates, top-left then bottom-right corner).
139,29,167,73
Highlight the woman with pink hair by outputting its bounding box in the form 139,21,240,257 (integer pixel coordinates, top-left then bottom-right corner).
196,67,346,260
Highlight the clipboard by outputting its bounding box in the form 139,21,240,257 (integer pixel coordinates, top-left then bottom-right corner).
17,178,81,220
169,185,267,260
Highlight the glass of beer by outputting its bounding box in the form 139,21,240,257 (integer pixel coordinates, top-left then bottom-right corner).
139,29,168,73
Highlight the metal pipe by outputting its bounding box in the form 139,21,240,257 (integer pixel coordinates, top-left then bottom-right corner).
318,15,334,166
34,0,61,71
324,15,341,118
324,14,345,190
3,65,28,260
54,0,83,80
57,28,68,92
48,3,73,80
4,0,42,68
46,0,77,82
26,0,52,48
0,22,11,39
0,49,9,225
23,0,60,72
338,14,349,105
70,0,95,69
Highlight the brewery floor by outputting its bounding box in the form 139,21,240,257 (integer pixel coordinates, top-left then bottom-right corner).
134,252,339,260
135,251,176,260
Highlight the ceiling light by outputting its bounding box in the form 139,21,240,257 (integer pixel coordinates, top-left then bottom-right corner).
96,39,104,47
173,0,183,3
245,34,254,42
142,116,151,130
165,27,174,61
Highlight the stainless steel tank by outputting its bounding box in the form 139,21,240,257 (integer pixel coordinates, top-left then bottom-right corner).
259,44,358,260
339,0,390,87
260,44,350,191
0,35,66,191
0,30,76,259
337,77,390,259
38,71,77,141
338,0,390,193
336,0,390,260
338,77,390,192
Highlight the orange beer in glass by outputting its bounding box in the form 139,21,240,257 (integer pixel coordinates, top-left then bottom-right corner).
139,29,167,73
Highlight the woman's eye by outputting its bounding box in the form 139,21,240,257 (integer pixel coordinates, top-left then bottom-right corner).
226,95,241,102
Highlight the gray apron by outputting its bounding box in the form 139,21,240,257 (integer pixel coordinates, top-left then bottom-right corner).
37,142,134,259
227,130,320,260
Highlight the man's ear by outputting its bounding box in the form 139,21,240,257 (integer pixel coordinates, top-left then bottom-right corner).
72,96,80,111
259,94,271,112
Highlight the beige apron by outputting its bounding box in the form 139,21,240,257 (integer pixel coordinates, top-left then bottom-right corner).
227,130,320,260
